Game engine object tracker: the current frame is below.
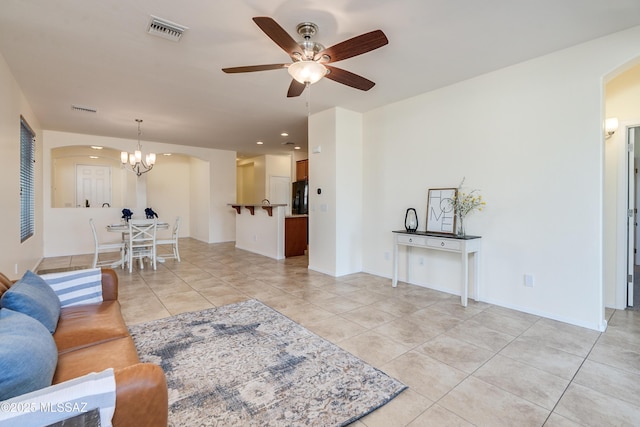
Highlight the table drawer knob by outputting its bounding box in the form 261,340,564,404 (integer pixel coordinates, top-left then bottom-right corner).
409,238,413,242
441,242,445,246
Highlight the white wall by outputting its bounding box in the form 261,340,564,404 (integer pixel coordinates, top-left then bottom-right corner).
237,154,293,204
0,52,43,278
208,152,237,244
309,109,338,275
237,163,255,204
189,156,210,242
265,155,291,179
335,109,363,276
147,154,191,238
42,130,236,257
358,26,640,331
237,156,265,203
308,108,363,276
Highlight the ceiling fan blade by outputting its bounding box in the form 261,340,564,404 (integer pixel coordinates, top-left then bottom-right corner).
287,80,306,98
252,17,303,58
222,64,288,73
324,66,375,91
316,30,388,63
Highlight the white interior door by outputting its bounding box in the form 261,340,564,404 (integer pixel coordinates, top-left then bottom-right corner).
628,127,636,306
76,164,112,208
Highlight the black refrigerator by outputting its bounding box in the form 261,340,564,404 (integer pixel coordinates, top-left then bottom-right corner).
292,180,308,214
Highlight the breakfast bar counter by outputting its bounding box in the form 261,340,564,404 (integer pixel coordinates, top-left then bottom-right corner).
228,204,287,260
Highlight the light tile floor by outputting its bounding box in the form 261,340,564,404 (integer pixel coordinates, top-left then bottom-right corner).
38,238,640,426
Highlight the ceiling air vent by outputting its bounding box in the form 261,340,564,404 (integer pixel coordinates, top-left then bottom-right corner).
71,104,97,113
147,16,188,42
281,141,295,146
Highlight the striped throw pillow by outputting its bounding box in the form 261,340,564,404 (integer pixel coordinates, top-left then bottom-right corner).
39,268,103,308
0,368,115,427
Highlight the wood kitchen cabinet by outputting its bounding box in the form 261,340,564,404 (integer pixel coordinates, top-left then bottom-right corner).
296,159,308,181
285,216,308,257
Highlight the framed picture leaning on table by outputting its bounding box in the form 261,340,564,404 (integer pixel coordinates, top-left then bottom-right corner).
426,188,457,234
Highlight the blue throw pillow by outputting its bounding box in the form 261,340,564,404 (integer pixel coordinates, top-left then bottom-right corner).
0,270,61,333
40,268,103,308
0,308,58,400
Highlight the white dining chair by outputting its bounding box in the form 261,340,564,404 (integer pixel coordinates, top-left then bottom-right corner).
89,218,126,268
127,219,158,273
156,216,181,262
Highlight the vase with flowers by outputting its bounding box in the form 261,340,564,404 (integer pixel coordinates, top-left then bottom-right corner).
450,178,485,237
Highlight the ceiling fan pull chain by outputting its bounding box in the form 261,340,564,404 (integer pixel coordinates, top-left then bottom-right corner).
306,82,311,117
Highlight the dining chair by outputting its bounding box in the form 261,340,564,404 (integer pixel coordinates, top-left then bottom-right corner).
127,219,158,273
89,218,126,268
156,216,181,262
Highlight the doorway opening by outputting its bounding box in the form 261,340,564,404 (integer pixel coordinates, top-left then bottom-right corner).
630,126,640,309
604,58,640,314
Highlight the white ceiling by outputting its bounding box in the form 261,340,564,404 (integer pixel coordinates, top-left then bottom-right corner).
1,0,639,158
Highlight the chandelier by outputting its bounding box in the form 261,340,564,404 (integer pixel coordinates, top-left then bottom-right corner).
121,119,156,176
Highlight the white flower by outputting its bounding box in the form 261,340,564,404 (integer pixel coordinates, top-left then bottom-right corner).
451,178,486,220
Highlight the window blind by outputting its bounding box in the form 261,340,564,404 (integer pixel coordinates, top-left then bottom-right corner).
20,116,35,242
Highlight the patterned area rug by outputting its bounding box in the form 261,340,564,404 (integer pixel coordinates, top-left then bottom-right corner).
129,299,406,426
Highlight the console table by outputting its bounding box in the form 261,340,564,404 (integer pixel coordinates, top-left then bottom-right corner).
392,231,482,307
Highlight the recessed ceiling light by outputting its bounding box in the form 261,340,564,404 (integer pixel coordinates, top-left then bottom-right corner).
90,146,103,150
89,156,99,159
294,146,301,150
257,141,264,145
281,132,288,137
163,153,172,156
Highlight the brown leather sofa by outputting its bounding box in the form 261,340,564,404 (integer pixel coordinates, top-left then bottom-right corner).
0,268,168,427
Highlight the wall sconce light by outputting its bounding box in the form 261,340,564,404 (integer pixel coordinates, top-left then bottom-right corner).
605,117,619,139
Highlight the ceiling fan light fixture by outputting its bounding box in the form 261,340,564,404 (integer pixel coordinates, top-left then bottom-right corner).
223,17,388,97
288,60,327,85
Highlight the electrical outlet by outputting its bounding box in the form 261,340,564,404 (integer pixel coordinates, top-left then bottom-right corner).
253,234,257,242
524,274,534,287
384,252,390,260
14,263,18,275
418,257,425,266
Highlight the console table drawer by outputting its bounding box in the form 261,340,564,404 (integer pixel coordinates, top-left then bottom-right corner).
397,235,427,245
427,238,461,251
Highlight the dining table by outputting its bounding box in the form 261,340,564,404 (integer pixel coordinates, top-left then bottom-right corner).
106,221,170,267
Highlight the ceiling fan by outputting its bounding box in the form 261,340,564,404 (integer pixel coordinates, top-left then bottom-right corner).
222,17,388,97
